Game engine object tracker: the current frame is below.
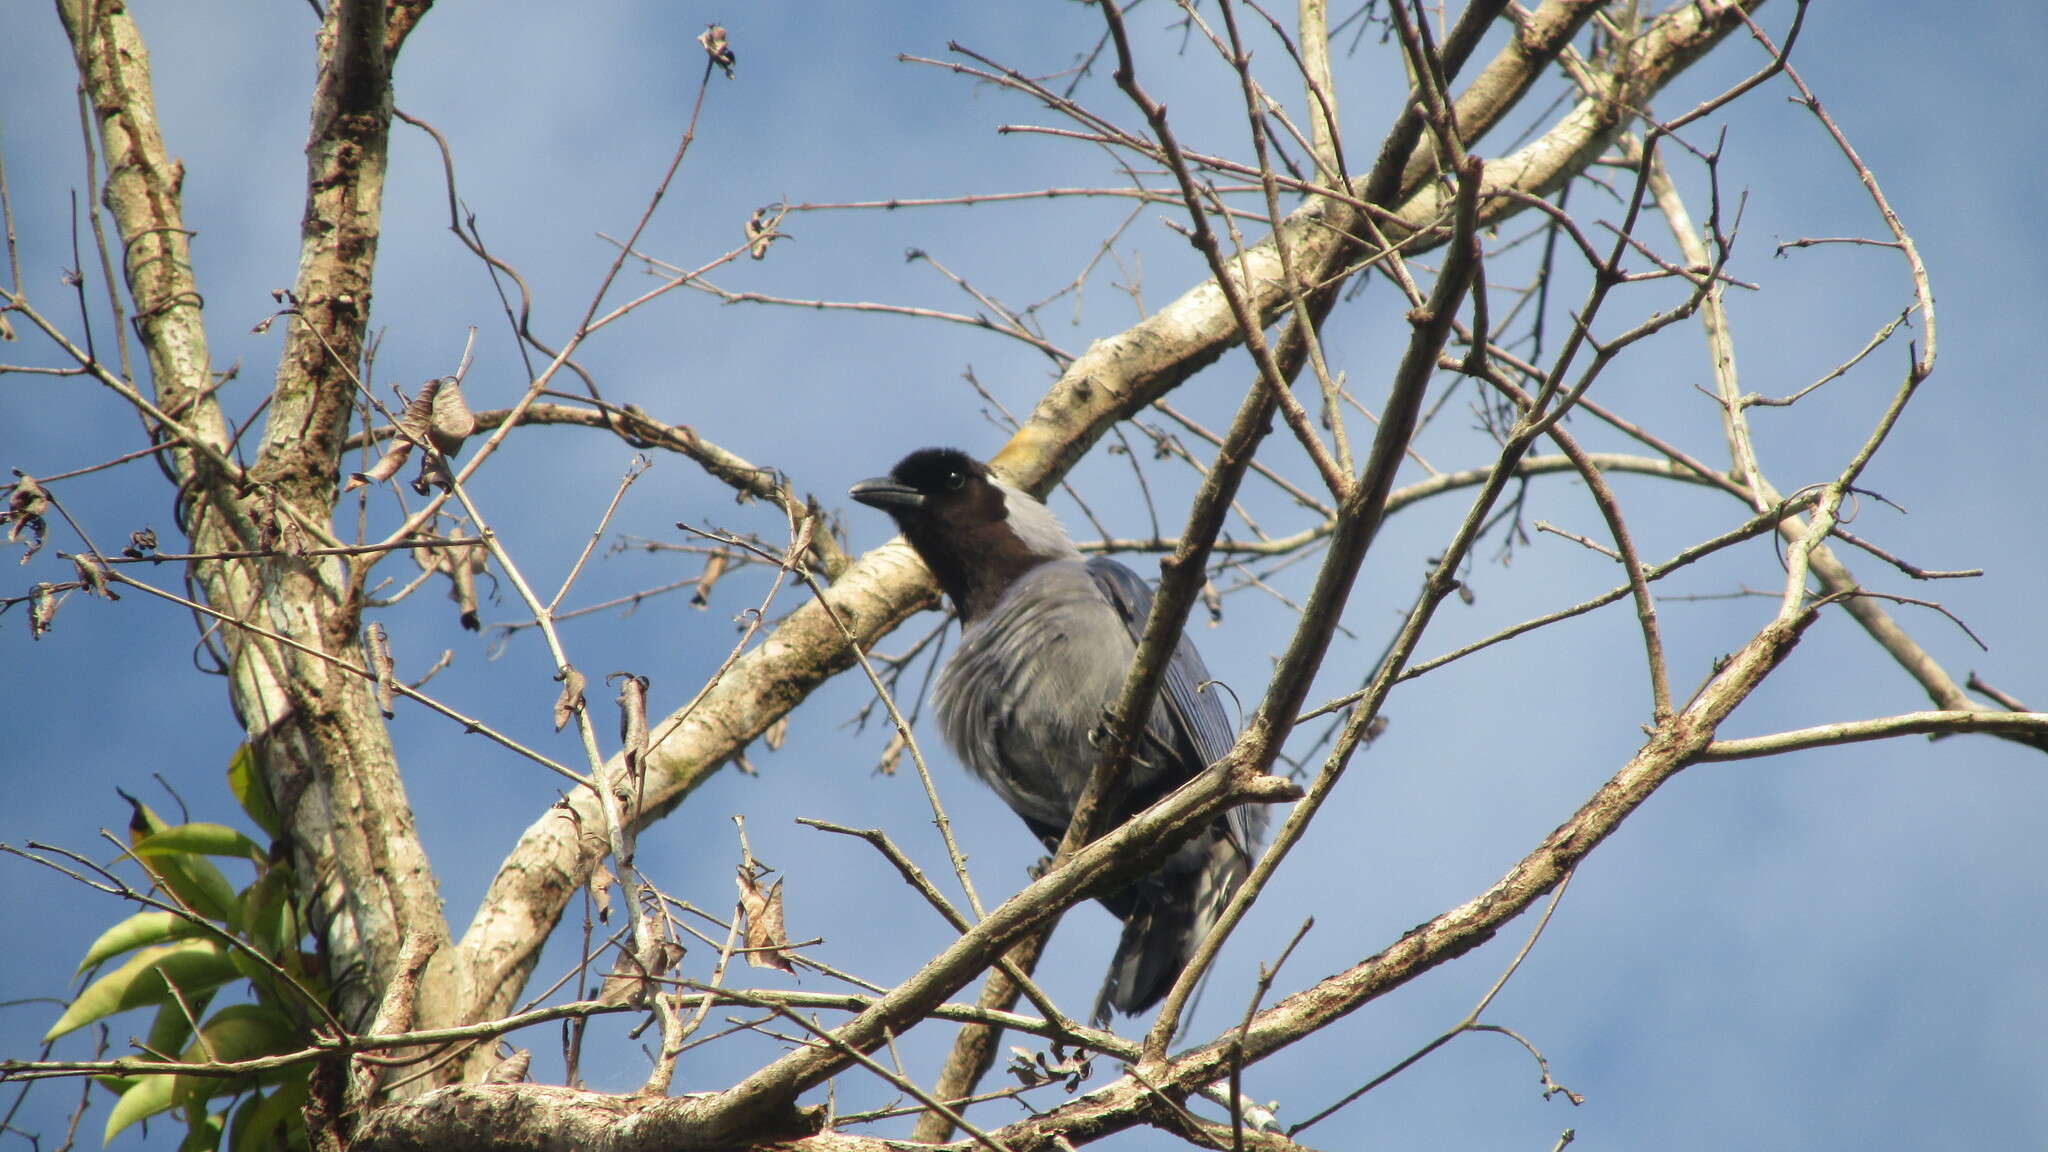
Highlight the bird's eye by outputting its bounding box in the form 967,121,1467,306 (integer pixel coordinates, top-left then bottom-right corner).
944,471,965,491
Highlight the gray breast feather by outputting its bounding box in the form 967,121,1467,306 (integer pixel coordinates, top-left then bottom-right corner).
934,560,1134,837
933,557,1264,854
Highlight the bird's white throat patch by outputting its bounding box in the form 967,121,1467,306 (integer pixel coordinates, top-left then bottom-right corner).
990,475,1082,561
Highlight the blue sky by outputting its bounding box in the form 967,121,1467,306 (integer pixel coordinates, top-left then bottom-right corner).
3,3,2045,1149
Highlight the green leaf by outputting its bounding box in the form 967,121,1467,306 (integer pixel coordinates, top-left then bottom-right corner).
183,1003,300,1066
174,1102,225,1152
102,1067,180,1143
226,945,276,987
143,850,243,931
119,795,244,928
150,1006,306,1134
226,1091,264,1152
230,1079,308,1152
226,744,281,840
134,823,262,862
45,941,239,1041
237,868,299,963
77,911,206,974
145,990,213,1064
97,1004,301,1144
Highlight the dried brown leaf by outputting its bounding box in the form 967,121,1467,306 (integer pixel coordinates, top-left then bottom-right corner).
553,665,587,731
736,867,793,972
596,947,651,1008
27,582,57,639
690,550,730,608
7,472,48,519
345,441,411,491
762,715,788,753
596,936,685,1007
697,23,736,78
744,203,788,260
1006,1043,1092,1091
348,386,435,490
416,540,487,629
353,378,473,493
394,382,434,443
874,730,906,776
482,1048,531,1084
612,672,649,781
590,865,617,924
6,473,49,563
449,543,483,631
410,454,453,496
71,553,119,600
424,377,476,455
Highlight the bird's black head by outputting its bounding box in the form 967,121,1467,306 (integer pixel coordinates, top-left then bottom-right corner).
850,447,1077,621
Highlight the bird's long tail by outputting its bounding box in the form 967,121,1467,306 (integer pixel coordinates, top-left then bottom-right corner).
1093,828,1252,1025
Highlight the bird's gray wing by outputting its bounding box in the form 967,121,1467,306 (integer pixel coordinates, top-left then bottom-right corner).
1083,557,1266,1022
1084,558,1261,850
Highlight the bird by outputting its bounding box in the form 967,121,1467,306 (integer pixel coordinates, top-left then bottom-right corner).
850,446,1264,1022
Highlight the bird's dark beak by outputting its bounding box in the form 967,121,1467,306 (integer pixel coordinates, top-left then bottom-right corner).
849,477,924,512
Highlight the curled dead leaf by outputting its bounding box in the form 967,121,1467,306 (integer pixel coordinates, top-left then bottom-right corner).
70,553,118,600
590,864,617,924
349,378,473,494
483,1048,531,1084
611,672,650,783
27,582,57,639
596,948,650,1008
447,542,486,631
691,550,730,608
874,730,907,776
736,865,793,972
415,538,488,630
6,472,49,563
745,203,789,260
346,442,410,492
1006,1043,1092,1092
597,937,685,1007
411,454,453,496
425,377,476,455
553,665,587,731
697,24,736,78
347,388,428,491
